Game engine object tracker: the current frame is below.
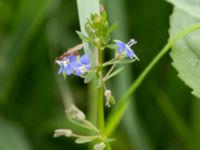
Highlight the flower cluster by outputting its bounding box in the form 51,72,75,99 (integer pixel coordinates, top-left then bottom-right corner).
56,54,91,77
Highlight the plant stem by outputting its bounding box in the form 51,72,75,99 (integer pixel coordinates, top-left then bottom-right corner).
105,23,200,137
98,48,105,132
98,81,105,131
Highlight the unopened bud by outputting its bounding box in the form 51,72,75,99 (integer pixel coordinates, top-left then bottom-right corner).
94,16,101,23
76,111,86,121
94,142,105,150
66,104,86,121
104,90,115,107
95,38,100,46
104,90,111,99
53,129,73,137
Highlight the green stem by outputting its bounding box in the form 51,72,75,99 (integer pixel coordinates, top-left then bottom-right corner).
105,23,200,137
98,48,105,132
98,82,105,131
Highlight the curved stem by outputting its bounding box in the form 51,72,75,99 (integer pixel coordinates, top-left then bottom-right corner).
105,23,200,137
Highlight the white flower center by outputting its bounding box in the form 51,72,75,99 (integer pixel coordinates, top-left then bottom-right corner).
78,65,87,73
63,59,70,67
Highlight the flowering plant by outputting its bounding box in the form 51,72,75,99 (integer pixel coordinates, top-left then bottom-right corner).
53,1,200,150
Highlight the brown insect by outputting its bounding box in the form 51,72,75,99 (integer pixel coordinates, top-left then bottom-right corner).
56,43,83,61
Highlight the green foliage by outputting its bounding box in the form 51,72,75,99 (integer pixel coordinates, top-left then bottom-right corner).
104,66,124,81
0,119,32,150
85,11,111,47
167,0,200,19
76,0,100,54
168,0,200,98
76,31,90,43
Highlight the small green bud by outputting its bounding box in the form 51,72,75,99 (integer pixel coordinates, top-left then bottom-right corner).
109,95,115,106
94,16,101,23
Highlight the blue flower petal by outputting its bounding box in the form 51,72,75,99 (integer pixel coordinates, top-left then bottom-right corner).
86,65,90,71
69,55,76,62
58,64,64,74
70,62,79,70
75,71,82,76
65,65,72,75
80,54,90,65
115,41,126,54
126,48,135,59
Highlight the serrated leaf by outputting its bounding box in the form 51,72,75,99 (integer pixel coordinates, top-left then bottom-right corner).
167,0,200,20
76,31,90,43
169,3,200,98
75,136,97,144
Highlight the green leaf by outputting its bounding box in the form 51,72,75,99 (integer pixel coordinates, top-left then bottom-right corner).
75,136,97,144
167,0,200,20
76,31,90,43
76,0,100,54
169,2,200,98
83,71,96,83
0,118,32,150
108,22,118,33
105,44,117,50
119,58,136,64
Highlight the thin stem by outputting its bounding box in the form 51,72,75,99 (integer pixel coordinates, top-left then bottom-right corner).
105,142,112,150
103,58,118,67
102,55,121,67
103,63,117,81
73,134,100,139
105,23,200,137
83,120,100,133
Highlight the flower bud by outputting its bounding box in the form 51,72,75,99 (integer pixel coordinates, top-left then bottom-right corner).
66,104,86,121
53,129,73,137
104,90,115,107
93,142,105,150
104,90,111,99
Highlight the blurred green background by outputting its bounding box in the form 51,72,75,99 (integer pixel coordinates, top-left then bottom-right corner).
0,0,200,150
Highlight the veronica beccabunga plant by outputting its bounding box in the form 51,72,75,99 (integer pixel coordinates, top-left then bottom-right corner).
54,10,138,149
53,2,200,150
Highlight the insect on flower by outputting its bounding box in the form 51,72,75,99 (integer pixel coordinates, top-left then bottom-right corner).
55,43,83,61
55,44,84,75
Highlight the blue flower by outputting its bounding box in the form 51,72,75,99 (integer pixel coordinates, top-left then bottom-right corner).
56,55,77,75
114,39,137,59
75,54,91,76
